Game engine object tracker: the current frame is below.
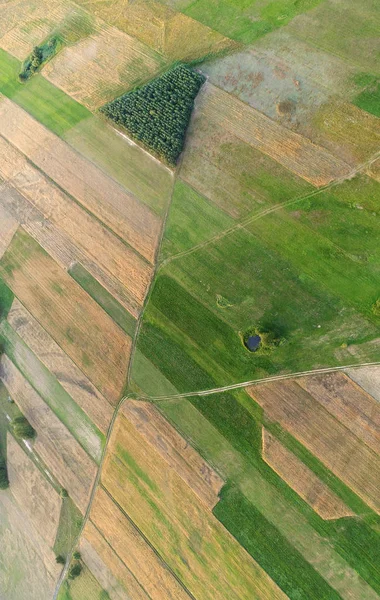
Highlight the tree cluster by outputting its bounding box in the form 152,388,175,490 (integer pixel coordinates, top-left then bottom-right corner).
0,460,8,490
19,37,59,81
11,416,36,440
100,64,205,165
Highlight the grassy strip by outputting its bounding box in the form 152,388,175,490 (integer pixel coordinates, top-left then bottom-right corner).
54,496,83,560
68,263,136,337
214,484,342,600
0,321,104,463
0,49,90,136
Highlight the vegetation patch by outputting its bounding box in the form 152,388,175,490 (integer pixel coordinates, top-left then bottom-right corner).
10,416,35,440
19,36,63,81
100,64,205,165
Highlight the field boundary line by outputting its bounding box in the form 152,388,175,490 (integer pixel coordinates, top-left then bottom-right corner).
159,149,380,269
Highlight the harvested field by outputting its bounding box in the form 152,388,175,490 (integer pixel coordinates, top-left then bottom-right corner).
0,229,131,403
345,366,380,404
90,487,192,600
7,299,113,434
191,83,350,187
0,98,162,263
0,137,154,305
262,428,354,520
122,399,224,508
81,520,150,600
6,433,62,546
0,181,141,317
0,355,97,513
102,412,287,600
249,379,380,513
297,373,380,455
43,23,165,110
0,204,18,259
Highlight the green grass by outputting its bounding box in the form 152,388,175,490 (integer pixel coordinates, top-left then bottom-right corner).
214,485,341,600
161,180,233,260
53,496,83,560
0,279,14,321
0,321,104,463
353,79,380,117
0,49,90,136
68,263,136,337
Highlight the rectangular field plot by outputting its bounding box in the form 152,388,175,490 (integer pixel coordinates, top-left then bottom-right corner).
0,356,97,513
101,411,286,600
0,229,131,403
249,379,380,513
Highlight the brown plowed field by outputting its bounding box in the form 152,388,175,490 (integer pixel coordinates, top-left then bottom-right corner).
262,428,354,520
297,372,380,455
249,380,380,513
7,299,113,434
80,520,150,600
197,83,351,187
90,487,192,600
0,99,162,264
6,433,62,547
0,356,97,513
0,229,131,403
102,412,287,600
0,136,153,305
122,400,224,508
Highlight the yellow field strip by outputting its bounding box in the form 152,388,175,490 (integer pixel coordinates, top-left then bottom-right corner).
200,83,351,186
122,400,224,509
249,379,380,513
0,356,97,513
0,228,131,403
7,299,113,434
262,428,354,519
0,98,162,263
0,135,153,306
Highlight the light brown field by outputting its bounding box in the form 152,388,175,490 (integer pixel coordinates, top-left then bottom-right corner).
122,400,223,508
0,98,162,264
90,487,192,600
262,428,354,520
0,136,154,306
0,229,131,403
297,372,380,455
345,366,380,404
0,0,72,59
367,157,380,183
194,83,351,187
101,412,287,600
249,379,380,513
0,181,141,317
73,0,236,61
80,520,150,600
7,299,113,434
6,433,62,546
0,204,18,259
0,355,97,513
43,22,165,110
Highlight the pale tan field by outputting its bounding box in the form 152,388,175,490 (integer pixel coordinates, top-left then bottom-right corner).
0,181,141,317
249,380,380,513
80,520,150,600
0,136,153,305
0,229,131,403
0,98,162,264
101,412,287,600
73,0,236,61
43,22,165,110
0,204,18,259
90,487,192,600
0,0,72,59
297,373,380,455
122,400,223,508
262,428,354,519
0,355,97,513
7,299,113,434
195,83,351,187
345,366,380,404
6,433,62,547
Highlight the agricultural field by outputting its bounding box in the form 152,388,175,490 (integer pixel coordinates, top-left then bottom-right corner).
0,0,379,598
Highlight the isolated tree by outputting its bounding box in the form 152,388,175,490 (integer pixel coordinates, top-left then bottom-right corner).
56,555,66,565
73,551,81,560
68,562,82,580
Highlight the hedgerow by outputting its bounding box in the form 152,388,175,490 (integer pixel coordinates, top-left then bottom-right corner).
99,64,205,166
